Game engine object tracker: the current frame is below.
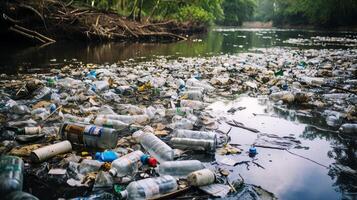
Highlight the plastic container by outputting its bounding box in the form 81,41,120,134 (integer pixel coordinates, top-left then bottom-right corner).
133,131,174,163
109,150,156,177
30,141,72,162
171,130,217,152
187,169,215,186
60,123,120,149
120,175,177,200
0,156,24,195
96,114,149,125
157,160,205,178
94,117,129,130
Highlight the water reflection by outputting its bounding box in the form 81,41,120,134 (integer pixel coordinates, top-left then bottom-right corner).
1,28,357,74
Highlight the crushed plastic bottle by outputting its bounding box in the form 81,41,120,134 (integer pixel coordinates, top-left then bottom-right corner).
187,169,215,186
171,130,217,152
109,150,156,177
120,175,177,200
157,160,205,178
96,114,149,125
93,171,113,192
133,130,174,163
0,156,24,195
60,123,120,149
94,117,129,130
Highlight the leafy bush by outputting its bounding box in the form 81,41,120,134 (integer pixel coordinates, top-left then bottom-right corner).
175,5,214,25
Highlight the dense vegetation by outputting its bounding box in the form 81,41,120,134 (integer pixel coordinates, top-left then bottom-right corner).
75,0,357,27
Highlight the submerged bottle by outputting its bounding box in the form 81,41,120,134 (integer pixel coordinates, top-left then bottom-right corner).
133,130,174,163
109,150,156,177
157,160,205,178
0,156,24,195
60,123,120,149
339,123,357,134
120,175,177,200
171,130,217,152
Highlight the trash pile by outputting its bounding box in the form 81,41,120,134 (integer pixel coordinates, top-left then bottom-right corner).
0,47,356,199
283,36,357,47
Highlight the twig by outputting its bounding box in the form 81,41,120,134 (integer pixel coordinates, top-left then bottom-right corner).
226,120,260,133
252,161,265,169
285,149,329,169
9,27,46,43
16,83,27,96
43,105,62,122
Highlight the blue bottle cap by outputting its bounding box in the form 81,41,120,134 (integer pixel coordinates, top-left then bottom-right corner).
140,154,150,164
95,152,101,160
249,147,257,155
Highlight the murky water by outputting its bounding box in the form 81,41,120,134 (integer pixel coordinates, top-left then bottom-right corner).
1,28,357,200
1,28,357,74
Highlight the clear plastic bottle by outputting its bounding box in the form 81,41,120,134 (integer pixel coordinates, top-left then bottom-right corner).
109,150,156,177
180,100,206,110
180,90,203,101
157,160,205,178
170,138,216,152
97,114,149,125
60,123,120,149
165,107,193,117
173,130,217,141
33,86,51,101
0,156,24,195
92,80,109,92
94,117,129,130
115,104,144,115
133,130,174,163
186,78,214,92
120,175,177,200
339,123,357,134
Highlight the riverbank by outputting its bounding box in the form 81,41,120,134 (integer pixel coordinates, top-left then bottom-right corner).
0,0,206,45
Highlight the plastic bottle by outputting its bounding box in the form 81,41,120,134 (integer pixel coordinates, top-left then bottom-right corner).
115,86,135,95
180,100,206,110
96,114,149,125
33,86,51,101
94,117,129,130
109,150,156,177
92,171,113,192
95,151,118,162
0,156,24,195
170,138,216,152
120,175,177,200
270,91,295,103
186,78,214,92
187,169,215,186
92,80,109,92
170,118,195,130
339,123,357,134
157,160,205,178
180,90,203,101
133,130,174,163
173,129,217,142
60,123,120,149
4,191,39,200
165,107,193,117
5,126,42,135
115,104,144,115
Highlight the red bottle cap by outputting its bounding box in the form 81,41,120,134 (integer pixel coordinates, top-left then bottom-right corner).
148,157,157,167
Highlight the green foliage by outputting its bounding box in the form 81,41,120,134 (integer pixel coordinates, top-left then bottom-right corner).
217,0,256,26
175,6,214,24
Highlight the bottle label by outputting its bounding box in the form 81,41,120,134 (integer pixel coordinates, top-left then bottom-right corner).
64,124,85,144
84,126,103,137
25,127,41,134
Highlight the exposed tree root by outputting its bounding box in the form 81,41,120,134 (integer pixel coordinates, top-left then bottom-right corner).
0,0,206,44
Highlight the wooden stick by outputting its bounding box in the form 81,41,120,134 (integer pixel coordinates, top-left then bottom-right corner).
14,25,56,43
43,105,62,122
9,27,47,43
16,83,27,96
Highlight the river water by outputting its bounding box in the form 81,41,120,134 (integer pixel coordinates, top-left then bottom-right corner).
1,28,357,200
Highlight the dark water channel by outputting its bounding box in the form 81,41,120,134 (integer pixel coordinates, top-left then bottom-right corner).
1,28,357,200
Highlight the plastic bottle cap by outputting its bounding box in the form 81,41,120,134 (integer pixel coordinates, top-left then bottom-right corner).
148,157,157,167
109,168,117,177
140,154,150,164
95,152,101,160
249,147,257,154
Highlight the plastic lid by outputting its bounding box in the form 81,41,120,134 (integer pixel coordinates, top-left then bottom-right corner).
148,157,157,167
95,152,101,160
140,154,150,164
119,190,128,199
249,147,257,154
109,168,117,177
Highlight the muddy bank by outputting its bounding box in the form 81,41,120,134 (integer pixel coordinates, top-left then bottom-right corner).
0,0,206,45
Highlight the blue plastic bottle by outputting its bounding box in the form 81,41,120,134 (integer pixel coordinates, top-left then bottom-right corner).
95,151,118,162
